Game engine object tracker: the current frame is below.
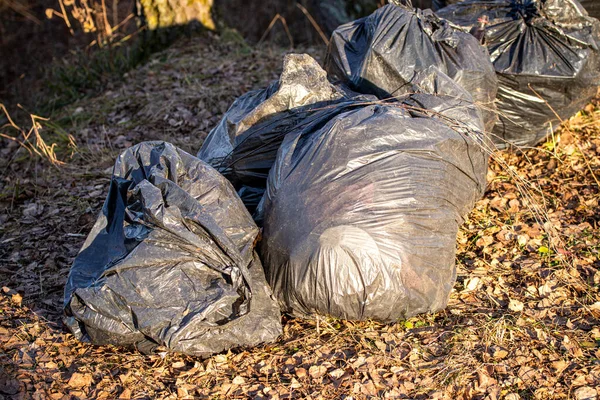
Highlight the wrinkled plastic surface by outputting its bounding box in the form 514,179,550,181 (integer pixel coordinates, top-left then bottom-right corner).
398,0,451,10
437,0,600,148
259,70,488,322
198,54,374,213
64,141,282,357
325,3,498,131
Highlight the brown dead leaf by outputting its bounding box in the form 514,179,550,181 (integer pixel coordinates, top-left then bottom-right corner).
551,360,569,374
119,388,132,399
477,369,496,390
290,378,301,389
329,368,345,379
295,367,307,379
476,235,494,248
309,365,327,379
11,293,22,306
213,354,227,364
67,372,92,389
508,299,524,312
574,387,598,400
491,347,508,360
360,380,378,396
517,366,536,385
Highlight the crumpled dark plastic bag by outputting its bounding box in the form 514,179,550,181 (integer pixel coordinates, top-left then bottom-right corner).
437,0,600,148
259,69,489,322
324,2,499,131
198,54,375,214
63,141,282,357
411,0,600,16
396,0,450,10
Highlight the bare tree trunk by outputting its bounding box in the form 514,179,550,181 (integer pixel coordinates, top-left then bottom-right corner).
135,0,378,44
137,0,215,30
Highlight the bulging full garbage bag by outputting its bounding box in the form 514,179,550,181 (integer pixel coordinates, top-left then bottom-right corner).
259,70,489,322
63,141,282,357
198,54,376,214
437,0,600,148
325,2,498,131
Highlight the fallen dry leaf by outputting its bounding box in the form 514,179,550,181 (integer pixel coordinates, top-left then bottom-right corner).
67,372,92,389
574,387,598,400
309,365,327,379
11,293,22,306
508,299,524,312
295,367,307,379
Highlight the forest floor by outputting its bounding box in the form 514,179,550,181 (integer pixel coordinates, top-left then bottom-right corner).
1,32,600,400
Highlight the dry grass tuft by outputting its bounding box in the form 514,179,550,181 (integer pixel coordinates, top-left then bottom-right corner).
0,104,77,166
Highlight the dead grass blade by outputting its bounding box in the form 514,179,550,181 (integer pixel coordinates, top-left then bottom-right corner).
0,104,77,167
258,13,294,49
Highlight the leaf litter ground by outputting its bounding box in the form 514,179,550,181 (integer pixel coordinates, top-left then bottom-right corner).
1,33,599,399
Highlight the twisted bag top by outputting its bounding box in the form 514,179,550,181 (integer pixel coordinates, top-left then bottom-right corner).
325,2,498,131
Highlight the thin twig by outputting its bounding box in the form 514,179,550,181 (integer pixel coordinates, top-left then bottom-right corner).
296,3,329,46
57,0,74,35
258,14,294,49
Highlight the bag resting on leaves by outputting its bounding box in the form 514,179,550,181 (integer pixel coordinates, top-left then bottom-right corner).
63,141,281,357
259,72,488,322
437,0,600,148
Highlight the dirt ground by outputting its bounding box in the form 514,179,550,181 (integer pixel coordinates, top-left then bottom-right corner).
1,33,599,399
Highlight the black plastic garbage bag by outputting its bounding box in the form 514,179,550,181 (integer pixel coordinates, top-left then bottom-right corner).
397,0,449,10
259,69,489,322
437,0,600,148
63,141,282,357
198,54,375,214
325,2,498,131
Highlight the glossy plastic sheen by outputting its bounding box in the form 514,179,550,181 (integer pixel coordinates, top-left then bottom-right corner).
63,142,282,357
324,3,499,131
411,0,599,16
259,70,488,322
437,0,600,148
197,54,374,213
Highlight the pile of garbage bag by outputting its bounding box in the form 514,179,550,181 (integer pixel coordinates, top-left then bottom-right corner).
198,54,376,213
64,0,599,357
64,142,282,357
325,3,498,131
408,0,599,18
437,0,600,148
